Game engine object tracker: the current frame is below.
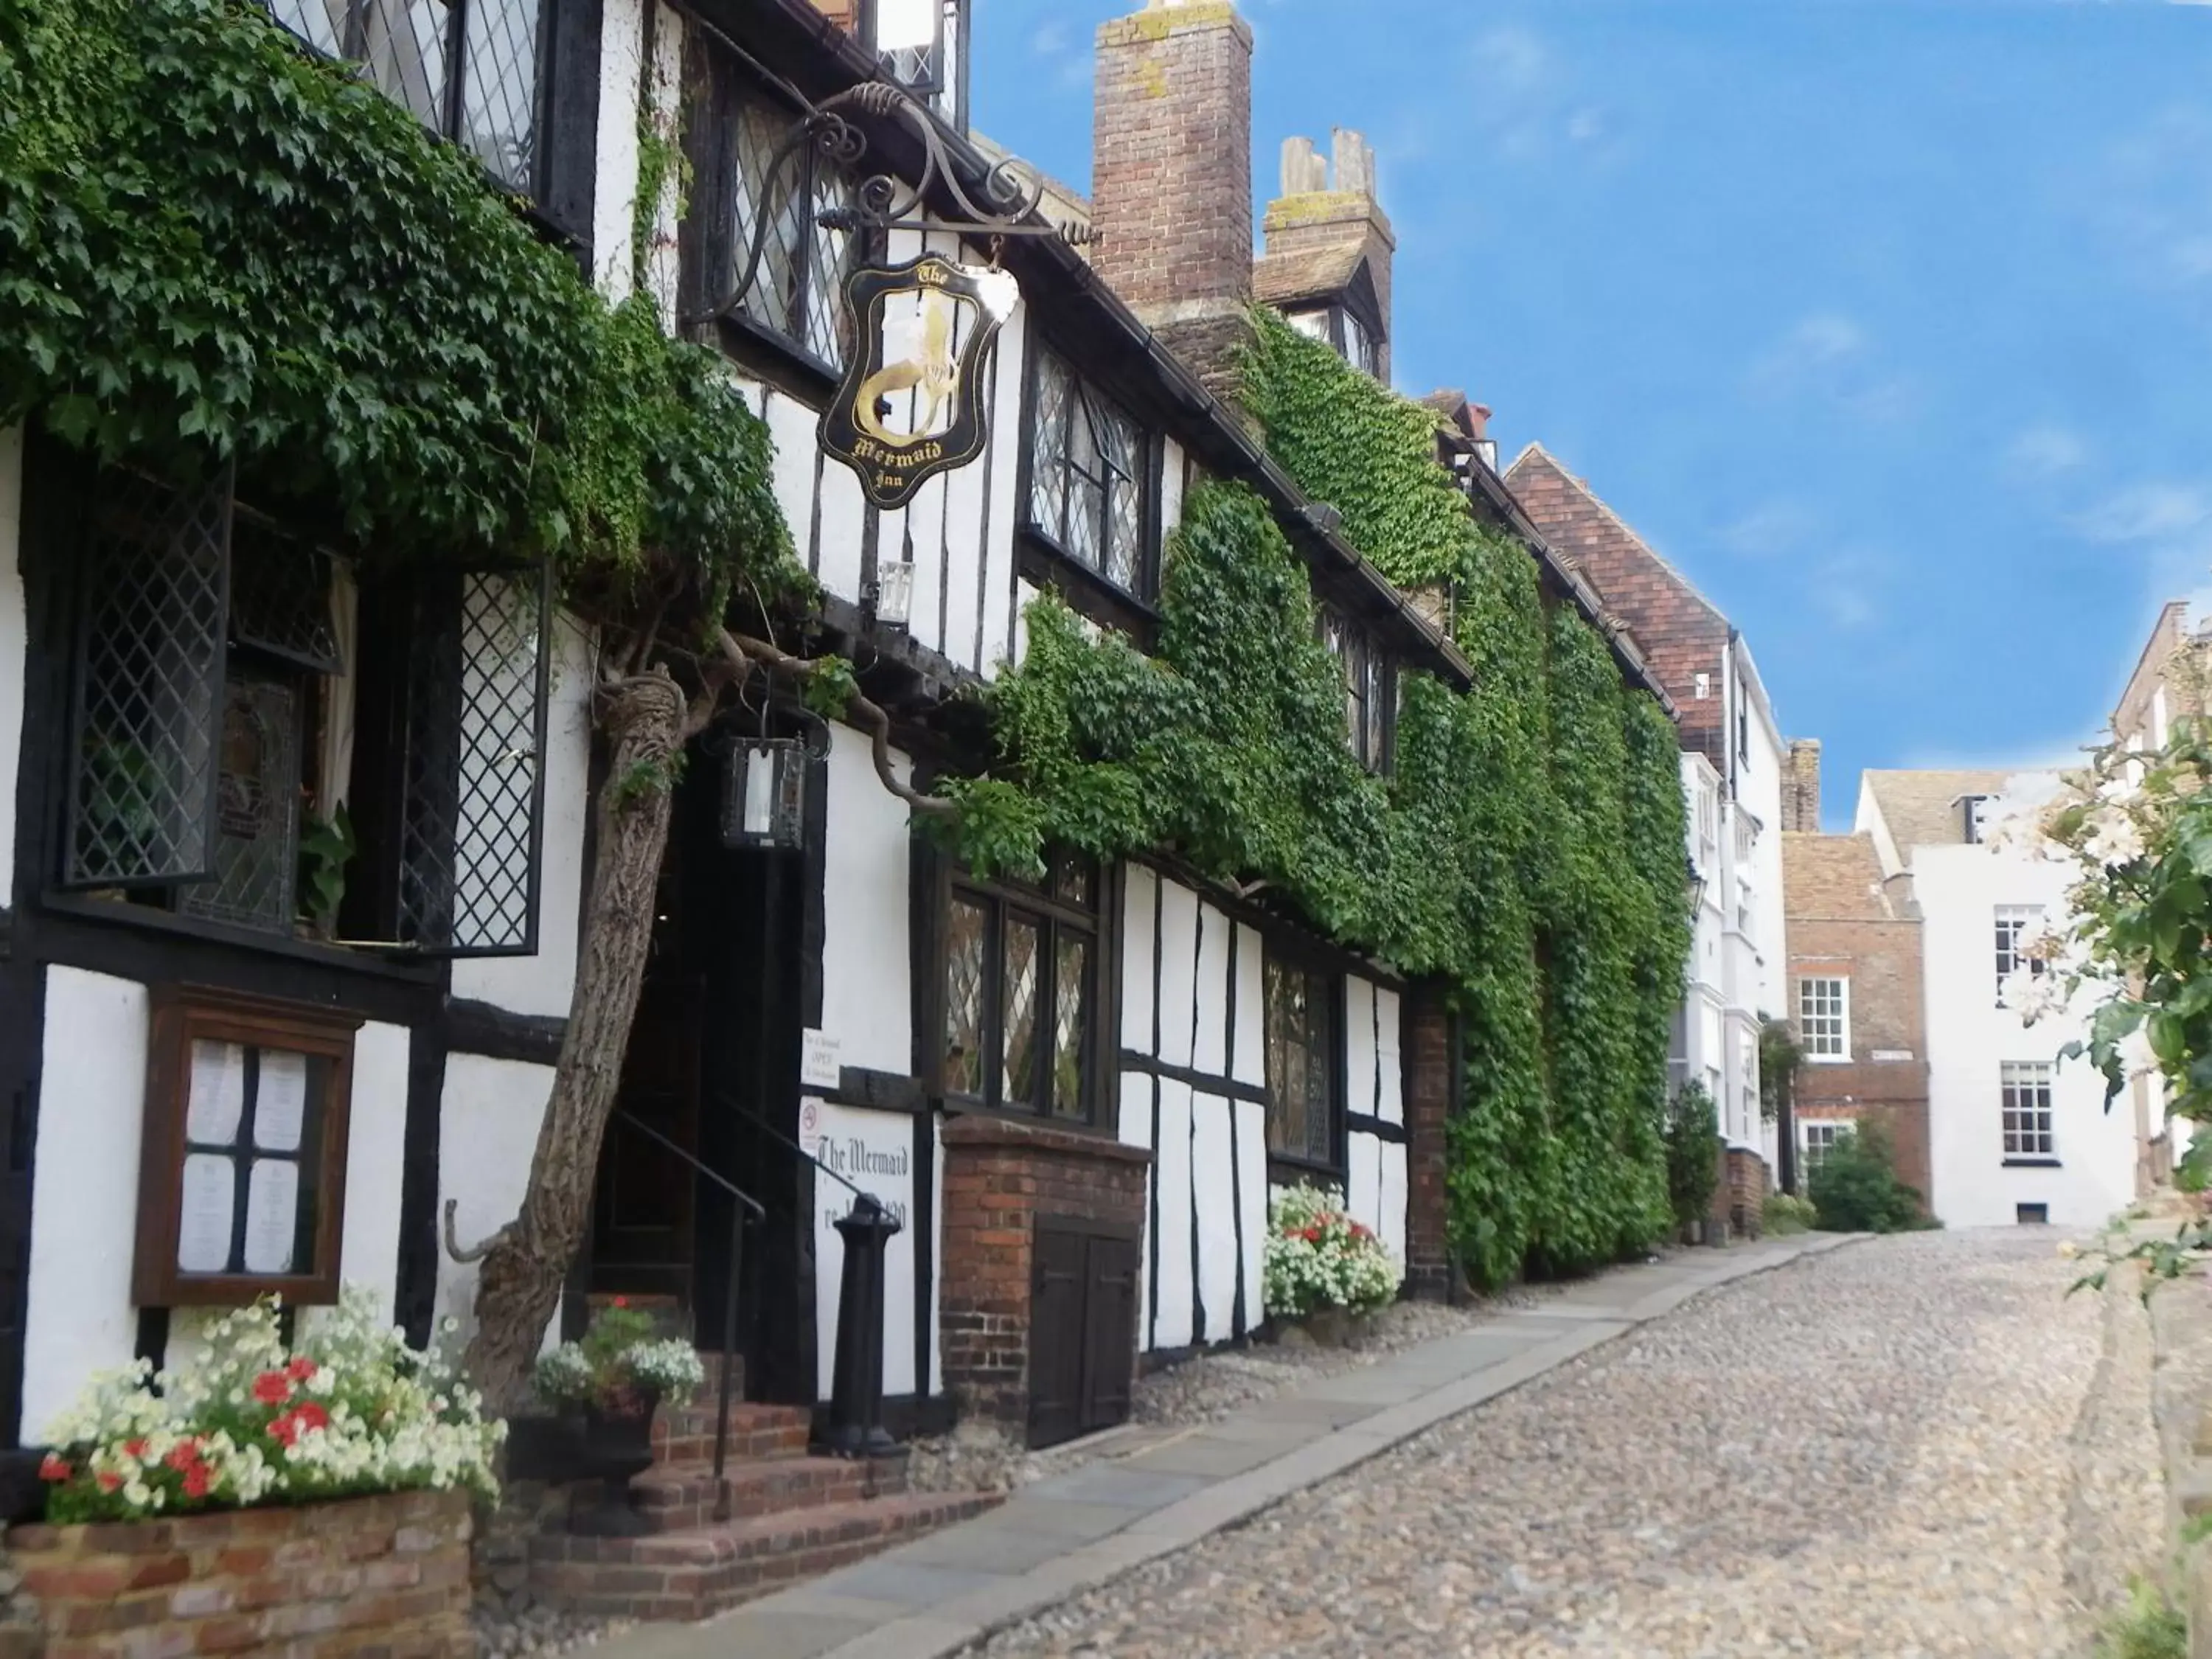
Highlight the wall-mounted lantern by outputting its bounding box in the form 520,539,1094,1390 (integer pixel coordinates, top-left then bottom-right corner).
869,558,915,630
1685,855,1708,918
722,737,810,852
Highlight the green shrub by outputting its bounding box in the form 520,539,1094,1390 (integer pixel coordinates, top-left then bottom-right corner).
2098,1581,2185,1659
1763,1192,1818,1236
1807,1121,1927,1233
1663,1082,1722,1228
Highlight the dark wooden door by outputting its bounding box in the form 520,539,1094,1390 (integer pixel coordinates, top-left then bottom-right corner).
1026,1220,1139,1450
588,973,703,1305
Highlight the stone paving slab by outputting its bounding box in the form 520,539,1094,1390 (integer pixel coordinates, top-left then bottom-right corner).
587,1230,1860,1659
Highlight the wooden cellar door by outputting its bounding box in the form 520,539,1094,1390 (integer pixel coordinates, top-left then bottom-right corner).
1026,1220,1138,1450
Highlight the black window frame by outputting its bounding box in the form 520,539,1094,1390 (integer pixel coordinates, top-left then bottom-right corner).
689,43,864,391
258,1,585,239
1320,608,1394,774
1021,346,1161,606
1262,946,1342,1175
935,851,1107,1127
1283,300,1384,380
50,464,552,961
857,0,970,132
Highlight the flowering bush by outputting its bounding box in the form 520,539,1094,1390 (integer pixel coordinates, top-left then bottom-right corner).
37,1287,502,1524
1262,1185,1402,1321
532,1299,703,1416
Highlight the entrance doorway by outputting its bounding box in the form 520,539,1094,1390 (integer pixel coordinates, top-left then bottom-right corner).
587,738,818,1405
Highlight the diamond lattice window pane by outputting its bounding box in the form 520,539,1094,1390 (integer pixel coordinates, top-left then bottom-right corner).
1051,934,1089,1121
1002,916,1040,1108
944,898,987,1096
358,0,452,132
1030,356,1074,539
229,515,344,675
181,675,303,931
263,0,348,53
397,567,547,953
459,0,543,191
67,467,233,888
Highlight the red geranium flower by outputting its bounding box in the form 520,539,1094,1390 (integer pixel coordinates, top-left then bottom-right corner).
612,1296,630,1308
37,1454,69,1484
285,1356,317,1383
251,1371,293,1406
289,1402,330,1436
181,1464,212,1500
95,1472,120,1493
164,1440,201,1472
123,1438,147,1460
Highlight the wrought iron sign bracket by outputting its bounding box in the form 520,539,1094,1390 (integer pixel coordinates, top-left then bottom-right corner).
686,80,1093,331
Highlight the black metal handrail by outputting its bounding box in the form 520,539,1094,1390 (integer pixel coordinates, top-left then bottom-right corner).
611,1110,763,1521
709,1087,871,1203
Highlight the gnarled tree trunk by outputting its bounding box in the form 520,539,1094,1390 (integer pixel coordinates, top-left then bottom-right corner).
459,668,689,1410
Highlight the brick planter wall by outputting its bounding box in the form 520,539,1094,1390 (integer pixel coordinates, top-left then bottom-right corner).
7,1489,472,1658
1725,1149,1768,1240
938,1115,1151,1433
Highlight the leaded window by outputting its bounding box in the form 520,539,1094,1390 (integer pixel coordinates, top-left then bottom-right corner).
1028,351,1149,594
869,0,964,126
58,467,549,957
715,86,858,370
1265,956,1337,1166
941,853,1099,1122
1322,612,1390,772
1283,305,1382,379
2001,1061,2055,1158
262,0,549,196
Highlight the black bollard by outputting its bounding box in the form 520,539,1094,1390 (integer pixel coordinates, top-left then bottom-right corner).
821,1193,903,1458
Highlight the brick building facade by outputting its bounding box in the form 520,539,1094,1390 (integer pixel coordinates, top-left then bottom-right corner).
1781,822,1933,1208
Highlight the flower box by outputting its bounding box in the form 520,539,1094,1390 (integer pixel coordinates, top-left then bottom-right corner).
8,1486,473,1658
1262,1185,1403,1326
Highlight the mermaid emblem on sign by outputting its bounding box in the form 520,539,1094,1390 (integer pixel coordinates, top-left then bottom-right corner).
820,254,1020,511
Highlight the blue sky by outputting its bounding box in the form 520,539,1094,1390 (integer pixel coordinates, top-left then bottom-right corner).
970,0,2212,827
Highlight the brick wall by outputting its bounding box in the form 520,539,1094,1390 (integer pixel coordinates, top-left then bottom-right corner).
1091,1,1254,396
1725,1148,1767,1239
1783,739,1823,832
1784,831,1933,1209
7,1489,472,1658
937,1116,1151,1434
1402,988,1453,1299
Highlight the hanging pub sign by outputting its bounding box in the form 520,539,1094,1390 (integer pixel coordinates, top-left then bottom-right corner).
819,253,1020,512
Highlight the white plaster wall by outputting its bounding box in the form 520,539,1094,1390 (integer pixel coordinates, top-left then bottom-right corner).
1192,1095,1237,1344
820,725,914,1074
1121,866,1159,1053
22,970,149,1439
1118,1071,1154,1346
1192,902,1231,1077
591,0,647,299
1346,978,1380,1119
336,1022,413,1326
641,4,684,327
1917,840,2136,1227
1232,924,1265,1091
436,1054,557,1350
451,613,594,1018
21,978,417,1438
1375,988,1404,1127
809,1102,919,1400
1234,1097,1266,1324
1151,1079,1194,1350
1160,438,1187,543
1156,883,1200,1069
1380,1140,1408,1265
1346,1130,1382,1240
978,302,1027,679
0,426,23,908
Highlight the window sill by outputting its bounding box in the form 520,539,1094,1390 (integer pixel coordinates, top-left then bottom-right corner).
1267,1150,1346,1187
1018,529,1160,640
35,892,443,985
2002,1157,2062,1169
939,1097,1113,1141
712,313,840,406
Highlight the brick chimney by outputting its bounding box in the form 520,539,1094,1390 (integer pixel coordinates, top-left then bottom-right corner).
1091,0,1255,399
1783,739,1823,832
1259,128,1396,377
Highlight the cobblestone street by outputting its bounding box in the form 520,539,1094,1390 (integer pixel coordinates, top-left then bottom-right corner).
975,1232,2161,1659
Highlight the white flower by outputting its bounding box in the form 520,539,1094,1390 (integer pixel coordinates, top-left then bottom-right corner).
2083,807,2146,869
2002,967,2065,1026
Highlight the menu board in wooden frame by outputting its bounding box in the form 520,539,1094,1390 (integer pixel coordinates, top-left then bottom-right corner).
131,984,361,1308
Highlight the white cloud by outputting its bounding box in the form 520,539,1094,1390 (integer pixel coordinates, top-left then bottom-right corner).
2005,425,2090,476
1744,313,1919,423
1462,24,1622,165
1719,500,1813,558
2072,481,2212,543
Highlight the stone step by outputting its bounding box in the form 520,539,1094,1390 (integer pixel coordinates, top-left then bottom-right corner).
625,1452,910,1532
528,1492,1005,1622
650,1401,812,1468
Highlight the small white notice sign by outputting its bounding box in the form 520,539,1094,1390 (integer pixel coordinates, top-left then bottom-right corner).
254,1051,308,1152
1871,1048,1915,1062
178,1152,236,1273
800,1029,842,1091
798,1097,824,1156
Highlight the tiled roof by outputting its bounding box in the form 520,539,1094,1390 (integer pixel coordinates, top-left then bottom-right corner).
1503,442,1732,762
1860,769,2013,853
1253,243,1367,307
1783,832,1896,921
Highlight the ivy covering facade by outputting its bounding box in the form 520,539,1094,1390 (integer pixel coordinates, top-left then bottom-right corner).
0,0,788,599
953,308,1691,1287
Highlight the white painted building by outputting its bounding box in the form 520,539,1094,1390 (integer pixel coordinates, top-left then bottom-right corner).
1857,771,2138,1228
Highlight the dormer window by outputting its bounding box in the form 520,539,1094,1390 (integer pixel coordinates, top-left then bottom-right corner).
864,0,966,128
1285,303,1383,379
1963,795,1997,845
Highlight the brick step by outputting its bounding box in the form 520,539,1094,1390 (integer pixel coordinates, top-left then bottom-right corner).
650,1401,812,1468
625,1452,909,1532
529,1492,1005,1622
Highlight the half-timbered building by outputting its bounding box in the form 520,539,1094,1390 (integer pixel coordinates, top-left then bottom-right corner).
1,0,1680,1612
